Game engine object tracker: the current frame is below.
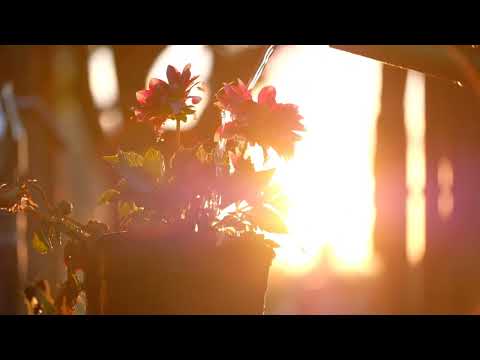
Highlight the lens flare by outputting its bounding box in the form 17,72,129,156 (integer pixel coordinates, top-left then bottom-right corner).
252,45,383,275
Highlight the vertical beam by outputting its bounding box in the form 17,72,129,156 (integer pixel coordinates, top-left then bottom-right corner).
374,64,408,313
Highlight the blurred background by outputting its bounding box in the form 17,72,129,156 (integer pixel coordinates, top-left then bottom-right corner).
1,45,480,314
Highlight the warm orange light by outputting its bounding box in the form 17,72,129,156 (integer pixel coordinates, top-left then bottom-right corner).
404,70,426,266
252,46,383,275
88,46,119,110
87,46,123,135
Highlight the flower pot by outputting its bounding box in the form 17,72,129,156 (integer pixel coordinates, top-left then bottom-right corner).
85,225,276,315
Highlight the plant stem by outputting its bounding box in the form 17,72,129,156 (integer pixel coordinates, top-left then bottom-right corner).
176,119,181,149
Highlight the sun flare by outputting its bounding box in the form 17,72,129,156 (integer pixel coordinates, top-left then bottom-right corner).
252,46,384,275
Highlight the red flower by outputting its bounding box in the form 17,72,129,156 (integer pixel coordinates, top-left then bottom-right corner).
214,82,305,159
257,85,277,108
214,79,252,114
132,64,201,137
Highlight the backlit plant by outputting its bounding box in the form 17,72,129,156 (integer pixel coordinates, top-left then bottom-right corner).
0,63,305,314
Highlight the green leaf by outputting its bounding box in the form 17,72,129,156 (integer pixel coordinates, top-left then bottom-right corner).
32,232,49,255
47,225,60,247
103,154,119,165
104,150,144,168
247,205,288,234
178,114,188,122
143,147,166,179
98,189,121,205
117,201,143,221
119,150,144,167
184,108,196,115
214,213,242,229
86,220,109,236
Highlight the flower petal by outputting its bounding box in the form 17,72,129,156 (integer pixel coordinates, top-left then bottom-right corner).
258,86,276,106
149,78,168,90
136,90,152,104
148,78,160,89
166,65,181,85
224,84,236,98
237,79,249,93
238,80,252,100
190,96,201,104
181,64,192,85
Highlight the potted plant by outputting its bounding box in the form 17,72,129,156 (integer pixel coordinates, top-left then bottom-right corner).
1,63,305,315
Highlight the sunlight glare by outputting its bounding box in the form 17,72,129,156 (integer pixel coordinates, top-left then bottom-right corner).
253,46,383,275
404,70,427,266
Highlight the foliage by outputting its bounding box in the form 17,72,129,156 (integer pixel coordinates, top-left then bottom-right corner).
0,62,306,315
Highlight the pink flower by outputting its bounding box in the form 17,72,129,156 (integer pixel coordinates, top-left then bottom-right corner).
214,79,252,114
257,85,277,108
214,82,305,159
132,64,201,137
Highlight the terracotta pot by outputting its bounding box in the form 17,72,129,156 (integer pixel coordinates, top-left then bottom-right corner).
85,226,275,315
